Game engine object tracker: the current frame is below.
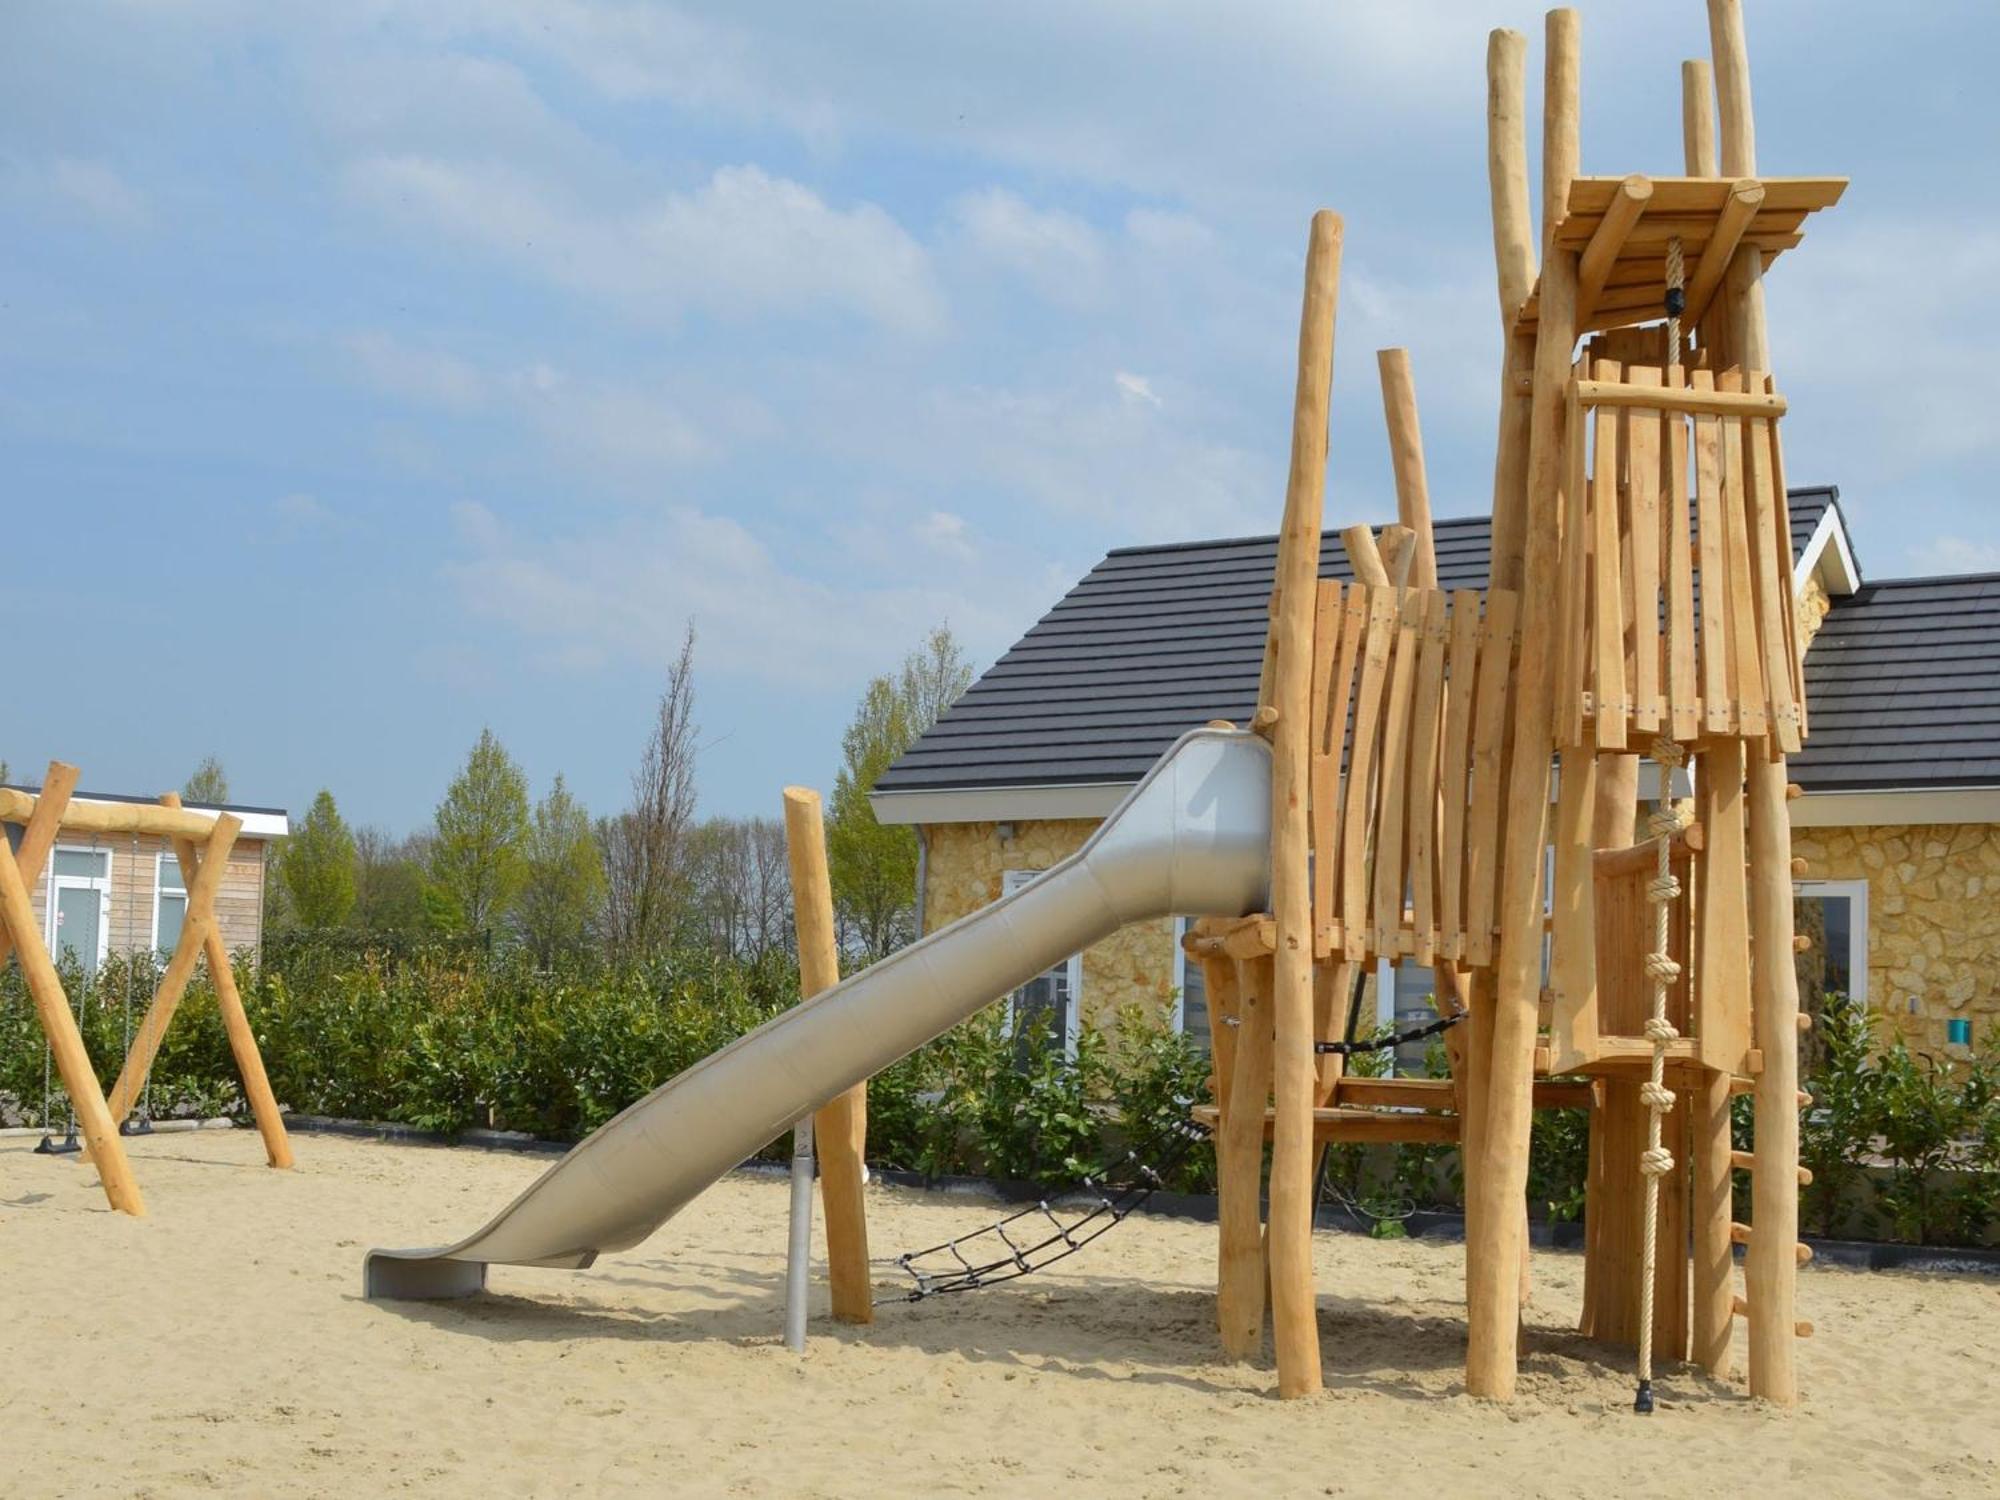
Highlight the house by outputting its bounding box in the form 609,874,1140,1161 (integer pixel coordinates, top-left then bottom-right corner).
2,787,289,971
874,489,1993,1066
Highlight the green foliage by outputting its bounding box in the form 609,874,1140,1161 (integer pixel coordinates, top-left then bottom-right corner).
280,789,357,928
1106,1001,1217,1194
1800,993,1878,1236
183,755,229,804
828,624,972,961
352,827,431,936
430,728,529,936
515,774,606,964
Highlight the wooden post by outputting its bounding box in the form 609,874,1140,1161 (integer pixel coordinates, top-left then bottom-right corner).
1341,524,1391,588
0,776,145,1216
1541,10,1582,262
1265,209,1343,1400
1682,59,1718,179
1486,28,1538,587
102,811,241,1124
157,796,293,1168
1217,956,1274,1359
1377,350,1437,589
0,761,81,970
1708,0,1802,1407
782,786,872,1325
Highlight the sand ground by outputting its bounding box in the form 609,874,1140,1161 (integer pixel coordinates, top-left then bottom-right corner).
2,1129,1995,1499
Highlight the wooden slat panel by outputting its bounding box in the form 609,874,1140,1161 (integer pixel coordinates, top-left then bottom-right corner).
1559,372,1591,746
1555,174,1845,220
1765,375,1808,735
1625,364,1665,735
1438,590,1482,961
1717,370,1768,740
1341,587,1396,960
1463,589,1518,967
1407,591,1449,964
1691,369,1733,735
1545,748,1599,1072
1372,589,1425,957
1313,585,1371,952
1742,394,1799,753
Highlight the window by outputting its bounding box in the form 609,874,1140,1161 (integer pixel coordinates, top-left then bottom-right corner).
154,852,188,955
1376,958,1441,1077
1001,869,1081,1063
47,845,112,976
1795,879,1867,1065
1173,918,1212,1056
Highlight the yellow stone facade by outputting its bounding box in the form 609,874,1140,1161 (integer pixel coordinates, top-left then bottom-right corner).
1790,822,2000,1055
921,819,1182,1043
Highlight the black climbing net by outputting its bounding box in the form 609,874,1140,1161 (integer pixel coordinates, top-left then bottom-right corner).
882,1120,1208,1304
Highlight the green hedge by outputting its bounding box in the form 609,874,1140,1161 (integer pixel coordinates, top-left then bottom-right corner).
3,951,1994,1245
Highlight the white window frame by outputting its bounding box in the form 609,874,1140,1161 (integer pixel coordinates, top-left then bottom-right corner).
46,843,113,971
1172,917,1203,1040
1795,878,1868,1010
152,849,189,954
1001,868,1082,1059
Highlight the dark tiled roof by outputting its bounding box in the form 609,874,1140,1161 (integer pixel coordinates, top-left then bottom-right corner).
879,490,1839,797
1792,571,2000,791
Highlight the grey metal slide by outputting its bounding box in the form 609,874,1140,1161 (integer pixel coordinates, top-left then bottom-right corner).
364,726,1271,1301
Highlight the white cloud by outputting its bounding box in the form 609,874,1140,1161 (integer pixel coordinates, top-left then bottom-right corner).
952,187,1104,301
1114,371,1162,408
346,157,942,333
42,157,150,230
441,500,1014,687
342,331,489,412
916,509,975,561
1907,536,2000,576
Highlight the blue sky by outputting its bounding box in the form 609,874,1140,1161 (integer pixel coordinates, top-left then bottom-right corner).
5,2,1997,834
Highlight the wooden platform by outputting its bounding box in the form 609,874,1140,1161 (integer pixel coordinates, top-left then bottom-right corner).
1191,1076,1599,1144
1516,175,1846,335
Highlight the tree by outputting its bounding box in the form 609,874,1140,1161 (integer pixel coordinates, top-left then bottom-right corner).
353,826,430,936
0,759,12,785
516,774,606,964
184,755,230,804
828,623,974,959
281,789,357,928
686,815,792,961
429,727,530,936
601,624,700,955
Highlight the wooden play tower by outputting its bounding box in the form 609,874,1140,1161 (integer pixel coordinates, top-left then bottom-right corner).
1186,0,1841,1404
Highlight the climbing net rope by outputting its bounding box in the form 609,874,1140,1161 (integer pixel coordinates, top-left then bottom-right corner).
881,1121,1207,1304
1634,235,1692,1416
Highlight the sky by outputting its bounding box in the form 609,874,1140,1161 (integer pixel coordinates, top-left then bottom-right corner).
4,1,1997,834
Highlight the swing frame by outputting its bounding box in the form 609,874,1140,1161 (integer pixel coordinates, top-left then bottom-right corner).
0,761,293,1216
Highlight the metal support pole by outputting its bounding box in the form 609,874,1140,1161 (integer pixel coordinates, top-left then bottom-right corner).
783,1113,815,1353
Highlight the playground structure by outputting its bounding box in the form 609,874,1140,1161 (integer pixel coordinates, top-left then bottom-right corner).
0,763,294,1214
366,0,1835,1408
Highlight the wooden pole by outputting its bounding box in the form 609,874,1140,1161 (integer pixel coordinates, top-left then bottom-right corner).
1708,0,1801,1407
1267,209,1343,1399
1377,350,1437,589
0,787,220,841
0,783,145,1216
1378,523,1418,589
1341,525,1391,588
0,761,80,970
102,811,241,1124
1681,48,1736,1382
1468,10,1582,1401
783,786,872,1325
1486,28,1538,588
1217,956,1274,1359
156,795,294,1168
1541,10,1582,263
1682,59,1719,179
1579,751,1640,1336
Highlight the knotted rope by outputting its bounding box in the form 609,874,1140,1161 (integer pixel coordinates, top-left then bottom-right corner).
1635,235,1690,1416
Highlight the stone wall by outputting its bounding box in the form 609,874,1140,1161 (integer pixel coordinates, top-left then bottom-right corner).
1789,822,2000,1055
922,818,1182,1044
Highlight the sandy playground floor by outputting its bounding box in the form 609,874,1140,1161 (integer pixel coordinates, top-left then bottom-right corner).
2,1129,1995,1499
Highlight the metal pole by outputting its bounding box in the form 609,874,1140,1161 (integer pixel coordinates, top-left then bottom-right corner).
783,1113,814,1353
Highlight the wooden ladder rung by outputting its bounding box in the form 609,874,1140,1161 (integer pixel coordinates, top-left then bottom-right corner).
1729,1150,1813,1185
1730,1079,1812,1107
1727,1222,1813,1263
1731,1295,1813,1337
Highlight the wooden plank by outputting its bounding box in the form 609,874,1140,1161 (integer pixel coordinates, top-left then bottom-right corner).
1717,371,1768,739
1591,360,1629,749
1558,373,1591,746
1625,365,1665,733
1372,588,1426,956
1691,370,1733,734
1192,1104,1462,1147
1407,591,1449,963
1438,591,1482,960
1342,587,1396,960
1576,175,1652,324
1198,945,1240,1115
1463,589,1517,967
1742,394,1800,753
1545,751,1599,1072
1315,586,1370,952
1665,369,1699,740
1696,744,1755,1074
1765,375,1808,732
1216,956,1274,1361
1310,579,1343,952
1555,173,1844,219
